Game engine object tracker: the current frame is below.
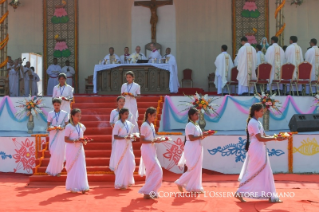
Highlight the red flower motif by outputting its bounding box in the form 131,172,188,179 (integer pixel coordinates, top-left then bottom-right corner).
13,138,35,174
162,138,184,171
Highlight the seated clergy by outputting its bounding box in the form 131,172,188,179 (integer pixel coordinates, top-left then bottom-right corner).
120,47,131,64
148,43,161,61
214,45,234,94
130,46,146,63
103,47,120,64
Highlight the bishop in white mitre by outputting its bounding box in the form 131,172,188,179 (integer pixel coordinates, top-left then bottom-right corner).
120,47,131,64
61,60,75,86
47,58,62,96
237,37,257,95
103,47,120,64
305,38,319,94
214,45,234,94
148,43,161,61
285,36,303,92
256,44,266,66
265,36,285,92
130,46,146,63
163,48,180,93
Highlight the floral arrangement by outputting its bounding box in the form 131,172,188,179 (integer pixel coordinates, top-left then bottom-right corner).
313,93,319,106
180,92,219,116
254,92,281,112
157,132,183,135
291,0,304,6
154,136,172,142
9,0,21,9
15,96,46,119
122,92,135,98
274,132,292,138
47,125,64,131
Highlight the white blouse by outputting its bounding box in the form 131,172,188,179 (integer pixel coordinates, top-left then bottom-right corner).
121,82,141,97
185,122,202,141
47,110,69,126
64,123,86,140
113,120,135,137
110,109,133,125
140,122,156,142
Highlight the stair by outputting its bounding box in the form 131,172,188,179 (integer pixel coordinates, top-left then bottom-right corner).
29,95,164,183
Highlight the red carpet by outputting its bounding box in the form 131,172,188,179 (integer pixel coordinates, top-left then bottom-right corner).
2,172,319,211
29,96,164,183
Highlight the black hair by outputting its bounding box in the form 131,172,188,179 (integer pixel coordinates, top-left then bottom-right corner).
53,58,57,60
290,36,298,43
271,36,278,43
58,73,67,80
241,36,248,42
109,47,114,50
30,67,35,71
310,38,317,45
245,103,263,151
119,108,129,120
222,45,228,51
283,45,288,52
256,44,262,51
143,107,157,122
52,98,62,104
70,108,81,126
124,47,129,49
184,108,199,145
125,71,135,78
116,96,125,102
65,60,70,63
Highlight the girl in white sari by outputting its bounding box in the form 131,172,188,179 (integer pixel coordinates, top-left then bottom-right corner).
112,108,136,189
175,108,207,193
64,108,89,193
109,96,136,171
121,71,140,133
235,103,286,203
138,107,166,199
46,98,69,177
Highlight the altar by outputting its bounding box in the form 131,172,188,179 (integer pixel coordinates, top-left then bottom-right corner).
93,63,179,94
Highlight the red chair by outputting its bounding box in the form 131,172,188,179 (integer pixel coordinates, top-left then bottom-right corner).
181,69,193,88
225,67,238,95
293,62,312,96
256,63,272,94
271,63,295,96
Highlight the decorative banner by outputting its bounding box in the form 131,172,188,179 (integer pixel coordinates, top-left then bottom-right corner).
43,0,78,94
232,0,269,58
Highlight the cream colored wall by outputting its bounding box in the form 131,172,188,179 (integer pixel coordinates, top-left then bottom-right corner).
175,0,232,91
7,0,43,59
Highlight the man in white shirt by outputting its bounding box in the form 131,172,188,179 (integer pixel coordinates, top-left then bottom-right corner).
214,45,234,94
103,47,120,64
305,38,319,94
256,44,265,66
285,36,303,94
265,36,285,94
130,46,146,63
22,61,33,97
46,58,62,96
120,47,131,64
61,60,75,86
237,36,257,95
163,47,180,93
148,43,161,62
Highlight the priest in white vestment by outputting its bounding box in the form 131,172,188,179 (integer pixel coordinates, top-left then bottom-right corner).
305,38,319,94
120,47,131,64
22,61,32,97
9,60,19,97
163,48,180,93
148,43,161,62
237,37,257,95
256,45,266,66
103,47,120,64
285,36,303,92
265,36,286,92
30,67,40,96
61,60,75,86
47,58,62,96
130,46,146,63
214,45,234,94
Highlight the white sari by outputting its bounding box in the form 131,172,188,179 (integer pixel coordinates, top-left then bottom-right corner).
121,82,140,133
111,120,136,189
175,122,204,192
237,118,279,201
64,123,89,192
138,122,163,195
46,110,69,176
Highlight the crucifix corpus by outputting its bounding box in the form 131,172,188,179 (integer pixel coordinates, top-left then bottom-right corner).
134,0,173,43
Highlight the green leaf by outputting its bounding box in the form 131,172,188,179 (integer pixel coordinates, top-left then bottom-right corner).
51,16,60,24
53,50,62,58
62,49,71,57
60,16,69,23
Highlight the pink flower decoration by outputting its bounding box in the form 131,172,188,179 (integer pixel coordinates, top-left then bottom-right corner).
54,41,68,51
243,2,258,11
54,8,68,17
246,35,257,44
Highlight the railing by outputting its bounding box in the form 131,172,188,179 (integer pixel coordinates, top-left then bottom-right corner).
31,134,49,174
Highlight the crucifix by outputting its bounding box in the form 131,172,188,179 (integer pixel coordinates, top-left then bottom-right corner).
134,0,173,43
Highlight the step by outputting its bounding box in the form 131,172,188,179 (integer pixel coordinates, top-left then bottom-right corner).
48,142,142,151
37,157,141,167
40,149,142,158
35,165,141,173
81,114,162,122
29,173,145,182
81,120,159,128
74,96,162,103
80,108,162,115
84,127,158,135
72,102,161,109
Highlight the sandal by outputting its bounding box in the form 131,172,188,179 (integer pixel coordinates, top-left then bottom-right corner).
269,198,283,203
234,192,246,202
177,185,184,192
143,194,154,199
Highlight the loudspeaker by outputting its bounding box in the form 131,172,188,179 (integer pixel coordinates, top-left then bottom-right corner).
289,114,319,132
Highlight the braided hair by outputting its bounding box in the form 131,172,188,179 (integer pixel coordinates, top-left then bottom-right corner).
143,107,157,122
245,103,263,151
